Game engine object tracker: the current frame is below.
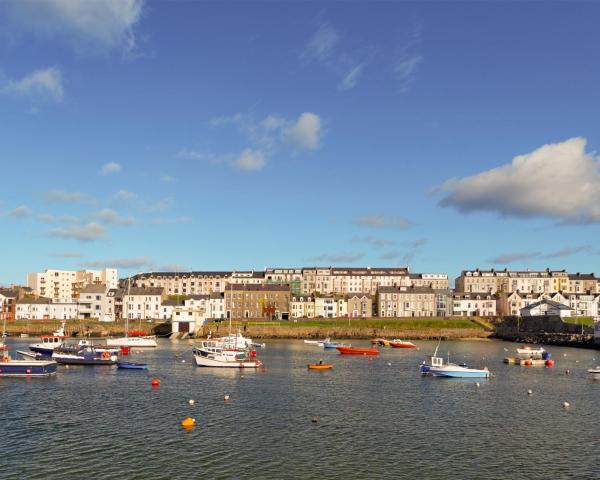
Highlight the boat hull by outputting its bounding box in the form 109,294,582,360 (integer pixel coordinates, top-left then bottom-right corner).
308,364,332,370
390,342,416,348
429,367,490,378
0,360,58,377
117,362,148,370
336,346,379,356
106,336,158,348
193,355,262,368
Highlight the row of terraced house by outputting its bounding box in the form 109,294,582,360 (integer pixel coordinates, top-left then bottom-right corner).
2,266,599,323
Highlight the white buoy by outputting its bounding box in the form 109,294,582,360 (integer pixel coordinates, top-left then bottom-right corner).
476,382,480,388
182,359,186,363
563,353,567,357
224,394,230,401
563,401,570,408
188,399,195,405
387,362,392,366
527,389,533,395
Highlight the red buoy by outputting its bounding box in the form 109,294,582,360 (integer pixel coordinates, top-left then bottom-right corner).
545,359,554,368
151,378,160,387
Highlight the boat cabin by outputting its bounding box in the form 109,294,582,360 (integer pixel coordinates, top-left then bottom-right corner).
40,336,64,347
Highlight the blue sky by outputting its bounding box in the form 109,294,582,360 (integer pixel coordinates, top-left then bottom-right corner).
1,1,600,284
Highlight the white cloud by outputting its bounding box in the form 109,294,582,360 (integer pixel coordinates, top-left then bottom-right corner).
101,162,121,174
95,208,134,225
6,0,145,54
302,22,339,62
158,263,190,272
51,251,82,258
83,257,149,269
394,55,422,93
233,149,266,171
438,137,600,224
305,252,365,263
160,174,175,183
1,66,63,102
338,64,364,91
45,189,89,203
112,189,137,201
354,213,414,230
37,213,80,223
352,236,395,247
488,246,592,264
7,205,31,218
282,112,322,150
48,222,106,242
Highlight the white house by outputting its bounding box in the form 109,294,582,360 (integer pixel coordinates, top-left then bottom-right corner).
315,296,347,318
452,293,497,317
78,284,115,322
208,292,225,320
520,299,573,318
16,298,79,320
290,295,315,318
123,287,165,320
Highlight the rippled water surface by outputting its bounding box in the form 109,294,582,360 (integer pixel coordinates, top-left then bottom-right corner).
2,339,600,479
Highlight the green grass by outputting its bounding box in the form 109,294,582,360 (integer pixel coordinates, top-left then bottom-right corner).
562,317,595,327
205,318,484,330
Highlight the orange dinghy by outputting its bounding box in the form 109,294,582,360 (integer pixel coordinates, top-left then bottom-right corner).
308,363,333,370
389,339,416,348
336,346,380,356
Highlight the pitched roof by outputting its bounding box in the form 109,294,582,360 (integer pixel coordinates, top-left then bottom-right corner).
377,286,436,294
521,299,573,311
226,284,290,292
79,284,107,294
17,297,52,304
125,287,165,296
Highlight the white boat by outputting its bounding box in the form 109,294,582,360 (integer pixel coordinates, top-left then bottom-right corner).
105,335,157,348
304,337,330,345
588,367,600,379
516,346,546,359
429,364,490,378
192,341,262,368
210,330,253,350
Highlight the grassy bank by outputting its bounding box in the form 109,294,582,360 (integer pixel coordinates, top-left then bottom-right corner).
202,317,489,340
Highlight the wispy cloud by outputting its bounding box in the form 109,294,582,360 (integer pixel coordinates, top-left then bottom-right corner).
45,189,90,204
51,251,82,258
48,222,106,242
112,189,138,201
160,174,176,183
232,149,266,171
82,257,150,270
338,63,364,91
157,263,190,272
5,0,146,55
95,208,134,225
438,138,600,224
393,19,423,93
302,22,339,62
305,252,365,263
354,213,414,230
101,162,121,174
151,216,192,225
488,245,592,264
6,205,31,218
282,113,322,150
1,66,64,102
37,213,81,223
352,236,395,248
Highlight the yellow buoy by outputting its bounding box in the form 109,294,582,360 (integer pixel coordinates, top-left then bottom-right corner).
181,417,196,429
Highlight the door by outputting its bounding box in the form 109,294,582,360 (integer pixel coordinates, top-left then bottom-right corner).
179,322,190,333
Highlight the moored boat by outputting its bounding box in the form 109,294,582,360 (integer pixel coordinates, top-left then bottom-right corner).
304,337,330,345
516,346,546,359
53,346,118,365
588,367,600,379
308,363,332,370
428,364,490,378
323,342,350,349
117,361,148,370
106,335,158,348
0,352,57,377
29,322,67,355
336,346,379,356
192,341,262,368
389,339,416,348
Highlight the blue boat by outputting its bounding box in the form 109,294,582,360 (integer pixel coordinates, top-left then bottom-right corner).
0,354,57,377
429,364,490,378
323,342,346,349
53,346,118,365
117,361,148,370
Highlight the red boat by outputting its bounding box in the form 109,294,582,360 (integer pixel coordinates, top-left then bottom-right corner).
389,339,416,349
336,346,379,356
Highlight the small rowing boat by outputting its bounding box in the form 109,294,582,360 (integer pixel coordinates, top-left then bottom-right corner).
308,363,332,370
304,337,330,345
117,361,148,370
336,346,379,356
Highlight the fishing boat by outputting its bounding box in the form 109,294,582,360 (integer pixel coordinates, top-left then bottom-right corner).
420,339,443,374
117,361,148,370
308,363,332,370
29,322,67,355
516,346,546,359
192,341,262,368
210,330,254,350
429,364,490,378
336,346,379,356
0,351,58,377
323,341,351,349
53,346,118,365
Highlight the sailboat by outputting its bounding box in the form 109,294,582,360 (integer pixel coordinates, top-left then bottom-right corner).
106,278,158,348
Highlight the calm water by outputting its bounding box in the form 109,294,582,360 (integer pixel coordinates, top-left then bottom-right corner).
1,338,599,479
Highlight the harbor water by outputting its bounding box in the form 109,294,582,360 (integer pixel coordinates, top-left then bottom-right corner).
1,339,599,479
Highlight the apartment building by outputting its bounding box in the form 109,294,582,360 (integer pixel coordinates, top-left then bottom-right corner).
409,273,449,290
123,287,166,320
131,271,231,295
225,284,290,320
15,297,79,320
315,296,347,318
265,268,302,295
78,284,115,322
301,267,411,296
27,268,117,301
378,286,436,317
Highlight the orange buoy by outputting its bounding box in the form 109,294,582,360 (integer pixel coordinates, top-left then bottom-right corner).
151,378,160,387
523,359,532,367
545,359,554,367
181,417,196,429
